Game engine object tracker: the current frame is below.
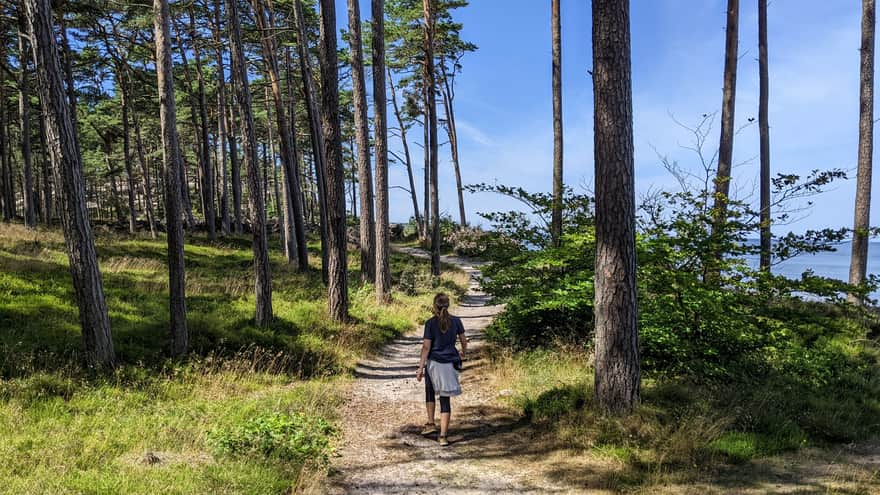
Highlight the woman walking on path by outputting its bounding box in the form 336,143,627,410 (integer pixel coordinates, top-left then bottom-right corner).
416,293,467,446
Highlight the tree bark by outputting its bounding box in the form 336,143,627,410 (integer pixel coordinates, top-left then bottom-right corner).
154,0,189,356
592,0,640,415
253,0,308,270
228,77,243,234
712,0,739,237
347,0,377,284
388,69,422,235
26,0,115,367
758,0,771,271
189,7,216,240
18,8,36,228
0,78,10,222
294,0,330,282
228,0,273,325
319,0,350,322
551,0,563,247
423,0,440,277
38,112,52,226
212,0,231,237
373,0,391,303
850,0,876,301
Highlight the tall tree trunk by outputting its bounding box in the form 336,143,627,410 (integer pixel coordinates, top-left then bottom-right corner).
228,78,243,234
373,0,391,302
26,0,115,367
758,0,771,271
318,0,350,321
423,0,440,276
189,7,216,239
213,0,230,237
294,0,330,282
253,0,308,269
1,81,13,222
422,114,430,242
388,69,421,235
38,113,52,226
348,0,376,284
120,75,137,234
133,113,157,238
711,0,739,239
154,0,189,357
439,62,466,228
551,0,563,247
18,9,36,228
592,0,640,415
850,0,876,301
228,0,273,325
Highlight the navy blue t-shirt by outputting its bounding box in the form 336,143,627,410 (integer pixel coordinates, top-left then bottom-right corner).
423,316,465,363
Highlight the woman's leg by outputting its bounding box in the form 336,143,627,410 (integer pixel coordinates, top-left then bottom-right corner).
439,396,451,436
425,369,436,425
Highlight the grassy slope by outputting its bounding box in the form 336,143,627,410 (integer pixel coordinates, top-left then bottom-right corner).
0,223,468,494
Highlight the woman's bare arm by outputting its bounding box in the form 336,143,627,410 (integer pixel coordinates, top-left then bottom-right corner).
416,339,431,381
459,333,468,359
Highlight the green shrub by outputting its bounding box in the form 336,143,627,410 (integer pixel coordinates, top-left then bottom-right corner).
207,412,336,464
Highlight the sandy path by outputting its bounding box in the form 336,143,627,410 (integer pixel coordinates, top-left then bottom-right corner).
326,250,570,494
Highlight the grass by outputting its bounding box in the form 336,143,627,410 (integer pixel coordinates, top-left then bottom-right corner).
487,345,880,492
0,222,469,494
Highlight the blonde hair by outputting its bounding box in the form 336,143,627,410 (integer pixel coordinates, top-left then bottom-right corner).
433,293,451,332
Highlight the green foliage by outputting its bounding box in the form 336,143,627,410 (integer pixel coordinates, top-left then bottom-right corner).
207,412,336,464
480,164,880,463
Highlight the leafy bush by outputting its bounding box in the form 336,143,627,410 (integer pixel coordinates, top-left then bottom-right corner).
207,412,336,464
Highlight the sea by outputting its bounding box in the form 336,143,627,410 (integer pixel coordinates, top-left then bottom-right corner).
744,241,880,297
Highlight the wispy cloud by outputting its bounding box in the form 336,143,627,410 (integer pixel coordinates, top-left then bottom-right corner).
455,119,495,147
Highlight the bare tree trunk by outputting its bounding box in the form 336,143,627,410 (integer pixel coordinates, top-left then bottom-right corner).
294,0,330,282
423,0,440,276
26,0,115,367
133,113,157,238
18,9,36,228
422,115,430,242
154,0,189,357
213,0,230,237
319,0,350,322
758,0,771,271
592,0,640,415
347,0,376,284
120,76,137,234
228,0,273,325
189,7,216,239
712,0,739,237
0,79,9,222
373,0,391,302
551,0,563,247
439,62,466,228
228,79,243,234
253,0,308,269
388,69,421,235
38,113,52,226
850,0,876,302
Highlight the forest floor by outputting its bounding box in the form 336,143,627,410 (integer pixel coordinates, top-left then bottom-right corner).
325,250,880,495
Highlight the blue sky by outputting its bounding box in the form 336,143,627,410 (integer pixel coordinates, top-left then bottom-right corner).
337,0,874,233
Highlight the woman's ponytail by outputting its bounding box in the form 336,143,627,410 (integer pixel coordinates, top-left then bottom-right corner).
433,293,452,332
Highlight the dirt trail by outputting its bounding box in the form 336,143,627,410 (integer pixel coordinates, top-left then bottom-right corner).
326,249,880,495
327,250,572,494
